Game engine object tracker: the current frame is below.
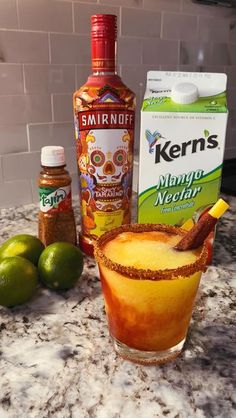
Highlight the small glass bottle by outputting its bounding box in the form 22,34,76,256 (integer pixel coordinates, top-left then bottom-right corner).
38,146,77,247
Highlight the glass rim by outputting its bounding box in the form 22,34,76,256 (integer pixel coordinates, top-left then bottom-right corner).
94,223,208,281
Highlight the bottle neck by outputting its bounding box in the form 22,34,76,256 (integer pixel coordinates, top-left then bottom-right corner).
91,37,116,74
41,165,67,174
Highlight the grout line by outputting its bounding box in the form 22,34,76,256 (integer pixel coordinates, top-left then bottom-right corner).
0,155,4,184
51,94,55,122
0,31,184,47
15,0,20,29
0,28,90,36
160,11,164,40
26,123,31,152
98,0,142,6
48,33,52,64
178,39,181,66
28,119,75,126
196,14,200,40
22,63,27,94
0,63,78,66
161,10,196,17
30,179,35,204
0,94,52,98
140,38,144,66
119,6,122,37
0,10,225,37
27,121,72,127
75,64,78,90
31,178,38,204
51,93,74,96
117,34,180,40
72,2,75,33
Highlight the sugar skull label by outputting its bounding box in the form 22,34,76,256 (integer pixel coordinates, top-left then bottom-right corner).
75,85,135,240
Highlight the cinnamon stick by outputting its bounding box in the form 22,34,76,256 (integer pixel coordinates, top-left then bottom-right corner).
174,198,229,251
175,212,216,251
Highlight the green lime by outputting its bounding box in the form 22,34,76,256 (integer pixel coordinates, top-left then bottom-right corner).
0,256,38,307
0,234,44,266
38,242,84,290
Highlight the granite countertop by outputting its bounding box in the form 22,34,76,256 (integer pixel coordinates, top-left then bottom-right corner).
0,195,235,418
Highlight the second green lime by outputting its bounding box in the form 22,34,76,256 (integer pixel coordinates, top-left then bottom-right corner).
38,242,84,290
0,256,38,307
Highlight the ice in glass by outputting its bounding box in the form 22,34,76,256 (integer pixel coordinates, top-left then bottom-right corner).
95,224,207,364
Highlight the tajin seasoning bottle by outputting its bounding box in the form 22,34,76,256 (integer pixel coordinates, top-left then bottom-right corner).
73,14,136,256
38,146,77,247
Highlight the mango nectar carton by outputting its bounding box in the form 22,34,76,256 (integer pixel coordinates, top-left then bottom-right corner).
138,71,228,228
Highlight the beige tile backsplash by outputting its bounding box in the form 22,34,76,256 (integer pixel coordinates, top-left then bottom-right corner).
2,151,40,182
121,8,161,38
198,16,230,43
24,64,76,94
0,156,3,184
50,33,90,64
142,38,179,65
76,65,91,87
28,123,74,151
0,30,49,63
0,0,235,208
18,0,73,33
0,125,28,154
0,180,32,207
0,95,52,125
52,94,74,122
180,41,212,66
162,13,198,41
117,37,142,65
0,64,24,95
0,0,18,30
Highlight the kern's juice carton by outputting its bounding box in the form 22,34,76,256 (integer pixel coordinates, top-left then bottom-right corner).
138,71,228,234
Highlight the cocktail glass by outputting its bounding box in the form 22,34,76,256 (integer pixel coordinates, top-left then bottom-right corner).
94,223,208,365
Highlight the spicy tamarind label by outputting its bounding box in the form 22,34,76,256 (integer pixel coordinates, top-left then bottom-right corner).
74,83,135,240
39,185,72,213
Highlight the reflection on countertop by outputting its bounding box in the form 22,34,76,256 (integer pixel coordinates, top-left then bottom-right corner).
0,194,235,418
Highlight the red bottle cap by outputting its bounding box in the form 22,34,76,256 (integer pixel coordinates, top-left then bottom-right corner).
91,14,117,73
91,14,117,40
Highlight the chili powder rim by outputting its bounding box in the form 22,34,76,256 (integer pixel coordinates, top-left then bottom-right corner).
94,223,208,281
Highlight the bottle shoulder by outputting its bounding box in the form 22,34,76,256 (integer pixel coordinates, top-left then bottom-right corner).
74,74,135,97
73,74,136,111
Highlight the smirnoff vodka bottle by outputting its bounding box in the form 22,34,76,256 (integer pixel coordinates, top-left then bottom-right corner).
73,14,136,256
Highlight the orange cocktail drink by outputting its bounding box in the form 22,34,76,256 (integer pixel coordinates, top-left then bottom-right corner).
95,224,207,364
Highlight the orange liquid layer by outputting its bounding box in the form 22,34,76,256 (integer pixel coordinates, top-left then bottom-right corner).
103,231,201,270
100,231,202,351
